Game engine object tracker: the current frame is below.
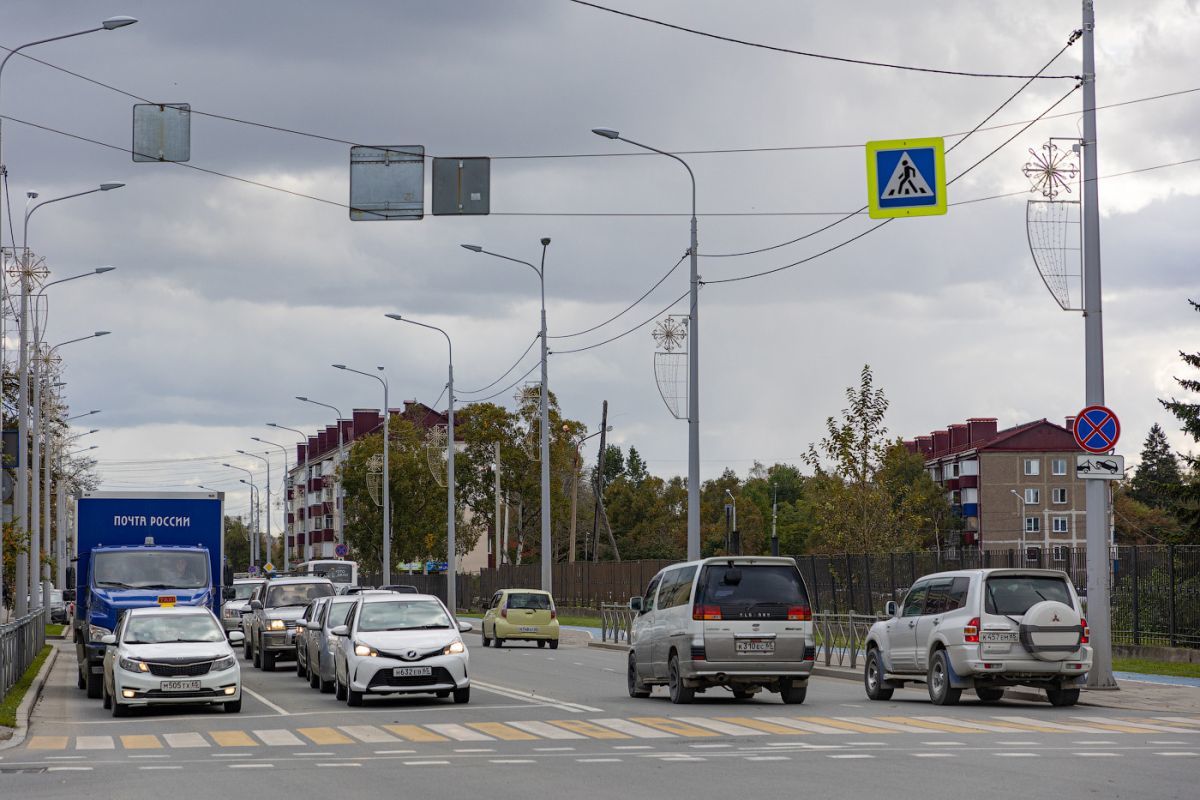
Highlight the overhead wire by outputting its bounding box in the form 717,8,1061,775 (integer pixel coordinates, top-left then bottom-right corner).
549,252,687,339
463,361,542,404
552,289,690,355
457,334,540,394
564,0,1081,80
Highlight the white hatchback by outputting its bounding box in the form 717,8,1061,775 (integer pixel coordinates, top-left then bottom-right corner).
332,593,473,706
102,606,243,716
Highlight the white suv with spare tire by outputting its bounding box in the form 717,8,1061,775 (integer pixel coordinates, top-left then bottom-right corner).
863,568,1091,707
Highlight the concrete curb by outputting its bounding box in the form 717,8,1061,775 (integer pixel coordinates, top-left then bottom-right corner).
0,644,58,752
587,640,631,652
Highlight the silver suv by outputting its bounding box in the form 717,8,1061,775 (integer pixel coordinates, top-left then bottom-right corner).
628,557,815,704
245,576,335,671
863,568,1092,707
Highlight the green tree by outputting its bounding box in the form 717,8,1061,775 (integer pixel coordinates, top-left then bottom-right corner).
1130,423,1182,509
224,515,253,574
1160,298,1200,537
1113,484,1186,544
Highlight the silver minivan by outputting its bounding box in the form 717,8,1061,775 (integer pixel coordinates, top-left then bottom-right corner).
628,557,815,704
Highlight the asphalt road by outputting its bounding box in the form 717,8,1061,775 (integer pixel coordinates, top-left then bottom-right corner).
3,634,1199,799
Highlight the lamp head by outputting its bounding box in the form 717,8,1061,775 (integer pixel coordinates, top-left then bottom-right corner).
592,128,620,139
95,267,116,274
102,15,138,29
332,364,346,370
235,450,247,455
88,428,98,434
460,244,483,253
295,396,308,402
385,313,402,321
99,182,124,191
222,463,233,468
94,331,111,338
540,237,551,246
251,437,262,443
26,191,39,200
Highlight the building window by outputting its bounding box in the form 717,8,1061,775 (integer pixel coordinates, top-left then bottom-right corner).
950,462,960,478
1023,458,1040,476
1025,517,1040,533
1052,517,1069,533
1052,545,1068,562
1052,488,1068,504
1024,488,1040,505
960,459,979,477
1051,458,1067,476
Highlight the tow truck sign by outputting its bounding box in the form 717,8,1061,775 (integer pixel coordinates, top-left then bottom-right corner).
1076,454,1125,480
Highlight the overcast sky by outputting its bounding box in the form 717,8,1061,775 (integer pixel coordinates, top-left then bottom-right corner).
2,0,1197,529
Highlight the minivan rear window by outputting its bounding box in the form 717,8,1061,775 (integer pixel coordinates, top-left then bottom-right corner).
985,575,1073,615
696,563,810,620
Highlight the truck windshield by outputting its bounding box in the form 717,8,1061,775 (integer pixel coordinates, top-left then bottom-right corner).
231,583,260,600
93,551,209,590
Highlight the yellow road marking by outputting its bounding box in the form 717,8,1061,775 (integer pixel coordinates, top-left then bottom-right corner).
979,719,1087,733
381,725,448,743
298,727,354,745
467,723,538,741
208,730,256,747
716,717,808,735
27,736,68,750
630,717,719,737
547,720,630,739
874,717,980,734
120,734,163,749
1078,721,1180,734
796,717,899,734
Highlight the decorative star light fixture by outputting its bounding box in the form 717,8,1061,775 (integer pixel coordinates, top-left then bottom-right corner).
1022,142,1079,200
652,316,688,353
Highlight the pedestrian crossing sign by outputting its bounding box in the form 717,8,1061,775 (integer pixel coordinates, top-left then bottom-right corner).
865,137,947,219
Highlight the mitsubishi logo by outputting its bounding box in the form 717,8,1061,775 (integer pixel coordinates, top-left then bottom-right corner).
1051,613,1060,623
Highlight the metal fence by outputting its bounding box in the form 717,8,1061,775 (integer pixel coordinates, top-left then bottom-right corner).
364,545,1200,650
1,610,46,704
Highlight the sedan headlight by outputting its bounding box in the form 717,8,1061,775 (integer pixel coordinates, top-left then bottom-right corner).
354,642,378,657
443,639,466,655
268,619,286,631
119,656,150,673
88,624,113,642
212,655,237,671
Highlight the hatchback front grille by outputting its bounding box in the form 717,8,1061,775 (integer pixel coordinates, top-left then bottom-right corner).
146,660,212,677
367,666,454,689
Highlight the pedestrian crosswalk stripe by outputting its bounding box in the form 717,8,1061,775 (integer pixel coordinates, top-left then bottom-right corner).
120,735,162,750
674,717,766,737
299,727,355,745
162,733,208,748
913,716,1022,733
993,716,1098,733
801,717,901,734
74,736,115,750
208,731,255,747
755,717,848,734
255,729,304,746
467,723,539,741
547,719,631,739
339,725,398,744
718,717,808,735
425,723,493,742
875,717,981,734
1154,717,1200,727
838,717,944,734
506,720,585,739
590,718,678,739
630,717,720,738
28,736,69,750
1076,716,1192,734
382,725,449,743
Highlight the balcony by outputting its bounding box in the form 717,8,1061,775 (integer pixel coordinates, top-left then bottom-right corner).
323,501,335,516
959,474,978,489
945,478,961,491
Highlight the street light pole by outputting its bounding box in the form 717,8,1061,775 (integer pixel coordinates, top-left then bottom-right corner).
293,398,347,547
237,450,271,566
1010,489,1027,559
269,422,311,562
592,128,700,560
461,239,553,592
253,437,291,571
223,463,258,567
334,365,389,585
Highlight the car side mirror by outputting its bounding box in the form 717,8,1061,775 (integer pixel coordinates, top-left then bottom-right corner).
306,620,321,630
250,600,263,610
101,634,117,646
330,625,349,637
457,620,474,633
629,596,644,613
228,631,245,644
885,600,898,618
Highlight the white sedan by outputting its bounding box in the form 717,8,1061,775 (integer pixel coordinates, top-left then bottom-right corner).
102,606,243,716
332,593,472,706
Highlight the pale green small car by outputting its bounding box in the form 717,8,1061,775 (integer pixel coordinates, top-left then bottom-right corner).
480,589,560,649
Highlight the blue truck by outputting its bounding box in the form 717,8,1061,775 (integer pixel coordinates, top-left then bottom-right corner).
73,491,224,698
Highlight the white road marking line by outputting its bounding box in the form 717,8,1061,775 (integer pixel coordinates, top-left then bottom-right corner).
507,720,585,740
374,750,416,755
489,759,537,764
613,745,654,750
914,715,1014,733
913,753,956,758
1073,740,1117,745
163,733,208,749
590,718,676,738
765,741,819,747
404,760,450,766
758,717,852,735
995,740,1041,746
229,763,274,768
255,729,304,746
426,724,493,742
339,725,397,744
298,752,335,756
603,668,617,673
845,741,887,746
996,753,1039,758
840,716,941,734
533,747,576,752
1155,752,1198,757
827,754,873,759
128,755,168,759
139,766,182,770
993,716,1097,733
241,686,289,716
1154,717,1200,727
317,763,361,767
675,717,766,737
45,756,87,760
577,758,622,763
471,680,602,713
453,748,495,753
74,736,115,750
920,741,966,746
1148,741,1188,745
745,756,790,761
47,766,92,772
1077,715,1194,733
211,753,253,758
690,743,733,749
1074,753,1120,757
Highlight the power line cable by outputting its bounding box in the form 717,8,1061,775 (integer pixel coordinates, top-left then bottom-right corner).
464,360,541,404
458,334,540,393
552,288,690,355
564,0,1081,80
550,252,687,339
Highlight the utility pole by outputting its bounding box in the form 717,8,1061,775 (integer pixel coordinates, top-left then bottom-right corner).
493,441,502,568
1081,0,1116,690
590,401,609,562
568,446,579,563
771,485,779,556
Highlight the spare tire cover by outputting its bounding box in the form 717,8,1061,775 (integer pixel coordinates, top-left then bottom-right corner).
1018,600,1083,661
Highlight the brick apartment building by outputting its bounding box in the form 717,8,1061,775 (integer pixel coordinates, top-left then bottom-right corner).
285,401,486,571
904,416,1090,560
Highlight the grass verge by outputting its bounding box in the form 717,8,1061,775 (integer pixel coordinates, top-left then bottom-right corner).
458,611,602,629
0,645,52,728
1112,657,1200,680
44,624,65,637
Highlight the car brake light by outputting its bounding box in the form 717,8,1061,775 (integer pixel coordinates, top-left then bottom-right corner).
1080,618,1089,644
550,609,557,620
501,608,508,619
692,604,721,621
964,617,980,643
787,605,812,621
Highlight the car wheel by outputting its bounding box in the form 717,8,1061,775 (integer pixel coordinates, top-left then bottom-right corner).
864,649,895,701
309,662,321,689
335,676,347,701
77,667,87,691
779,679,807,705
975,687,1005,703
252,636,262,668
538,640,546,649
494,637,503,649
1046,686,1080,707
927,649,961,706
243,637,252,660
102,679,112,710
262,650,275,672
320,675,335,694
225,698,242,713
453,687,470,704
481,632,491,647
111,695,129,718
347,685,363,707
668,654,695,704
296,651,306,677
549,639,559,650
86,666,103,699
628,652,651,698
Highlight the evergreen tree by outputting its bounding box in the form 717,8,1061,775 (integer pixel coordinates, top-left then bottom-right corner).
1159,299,1200,536
1130,423,1182,509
